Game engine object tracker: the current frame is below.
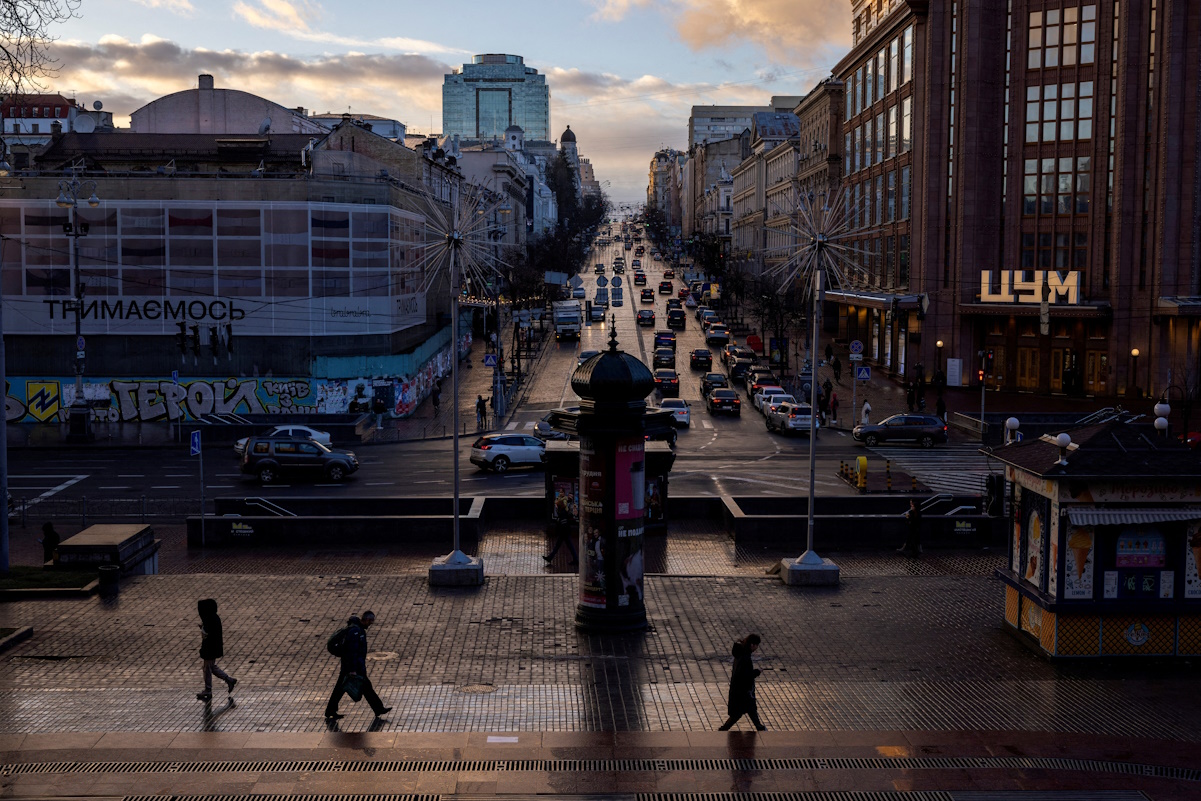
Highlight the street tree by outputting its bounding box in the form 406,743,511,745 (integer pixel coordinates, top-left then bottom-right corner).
748,274,807,374
1,0,81,93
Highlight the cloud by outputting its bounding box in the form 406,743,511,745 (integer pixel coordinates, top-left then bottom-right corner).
673,0,851,64
232,0,321,33
590,0,654,22
131,0,195,14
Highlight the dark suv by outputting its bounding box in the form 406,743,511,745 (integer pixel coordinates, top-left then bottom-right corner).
241,436,359,483
853,414,949,448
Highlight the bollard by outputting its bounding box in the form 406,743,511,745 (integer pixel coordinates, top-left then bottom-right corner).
98,564,119,597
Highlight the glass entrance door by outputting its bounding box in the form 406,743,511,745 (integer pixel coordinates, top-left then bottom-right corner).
1085,350,1109,396
1017,347,1040,391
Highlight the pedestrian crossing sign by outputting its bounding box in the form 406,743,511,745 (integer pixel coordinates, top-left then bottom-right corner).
856,366,871,381
483,354,498,367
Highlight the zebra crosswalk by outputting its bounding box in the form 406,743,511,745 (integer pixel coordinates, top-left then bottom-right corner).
866,443,1000,497
506,418,718,431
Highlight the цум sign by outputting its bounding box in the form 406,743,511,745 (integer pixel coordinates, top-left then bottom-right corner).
979,271,1079,304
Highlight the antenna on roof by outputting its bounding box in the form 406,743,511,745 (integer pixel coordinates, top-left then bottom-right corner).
258,118,271,135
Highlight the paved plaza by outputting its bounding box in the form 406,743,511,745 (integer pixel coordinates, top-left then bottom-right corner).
2,527,1199,799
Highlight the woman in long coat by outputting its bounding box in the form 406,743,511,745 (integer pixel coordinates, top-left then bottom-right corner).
718,633,766,730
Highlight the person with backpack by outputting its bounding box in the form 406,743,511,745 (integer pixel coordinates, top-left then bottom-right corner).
324,611,390,721
196,598,237,701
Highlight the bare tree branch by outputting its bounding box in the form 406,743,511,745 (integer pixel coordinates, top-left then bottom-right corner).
0,0,82,95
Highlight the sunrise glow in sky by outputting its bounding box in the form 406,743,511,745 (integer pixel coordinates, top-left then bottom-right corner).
49,0,852,204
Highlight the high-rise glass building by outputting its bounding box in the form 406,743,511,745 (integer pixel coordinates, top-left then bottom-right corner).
442,54,550,141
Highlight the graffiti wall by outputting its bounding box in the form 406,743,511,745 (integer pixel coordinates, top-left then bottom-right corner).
6,338,461,424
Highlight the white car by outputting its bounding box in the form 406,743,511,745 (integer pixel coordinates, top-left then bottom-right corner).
659,398,691,428
763,394,797,416
469,433,546,473
752,386,788,413
234,425,331,457
578,349,601,366
765,402,819,434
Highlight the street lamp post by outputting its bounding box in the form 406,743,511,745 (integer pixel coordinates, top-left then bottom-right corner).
936,339,944,371
56,177,101,442
1130,348,1141,397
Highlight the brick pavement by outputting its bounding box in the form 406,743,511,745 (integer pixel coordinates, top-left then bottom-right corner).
3,526,1199,798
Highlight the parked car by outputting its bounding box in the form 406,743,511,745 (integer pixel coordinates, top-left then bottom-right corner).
765,402,818,435
667,309,687,330
240,436,358,484
660,398,691,427
652,347,675,369
470,433,547,473
578,349,600,366
640,288,655,303
700,372,728,397
654,330,677,351
689,348,713,370
653,368,680,397
853,414,949,448
234,424,331,458
638,309,656,326
634,272,648,286
706,388,741,416
705,325,731,346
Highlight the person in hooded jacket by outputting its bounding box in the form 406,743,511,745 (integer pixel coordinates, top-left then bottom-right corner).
196,599,237,701
718,633,766,730
324,611,391,720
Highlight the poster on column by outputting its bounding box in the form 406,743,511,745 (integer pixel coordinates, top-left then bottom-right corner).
614,436,646,609
577,438,607,609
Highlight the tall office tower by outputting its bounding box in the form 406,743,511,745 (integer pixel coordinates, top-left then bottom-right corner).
442,54,551,141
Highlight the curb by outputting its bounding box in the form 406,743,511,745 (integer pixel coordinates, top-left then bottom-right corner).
0,579,99,602
0,625,33,653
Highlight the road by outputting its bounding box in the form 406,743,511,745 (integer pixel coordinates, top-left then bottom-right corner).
7,237,994,506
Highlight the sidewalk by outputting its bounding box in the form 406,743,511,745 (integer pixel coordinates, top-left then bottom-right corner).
2,524,1199,798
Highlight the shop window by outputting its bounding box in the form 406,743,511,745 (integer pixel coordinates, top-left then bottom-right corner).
1019,319,1037,337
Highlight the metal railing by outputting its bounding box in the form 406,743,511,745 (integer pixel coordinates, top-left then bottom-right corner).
9,495,208,528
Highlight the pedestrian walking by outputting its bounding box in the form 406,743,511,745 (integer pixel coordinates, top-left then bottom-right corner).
196,599,237,701
936,394,947,423
431,381,441,416
898,499,924,557
476,395,487,429
861,399,871,426
824,342,833,364
39,521,60,565
717,633,767,731
544,506,579,565
324,611,391,721
830,392,840,427
906,382,916,413
488,331,497,354
832,355,842,384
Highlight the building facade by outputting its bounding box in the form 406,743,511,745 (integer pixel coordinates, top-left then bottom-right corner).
442,54,551,142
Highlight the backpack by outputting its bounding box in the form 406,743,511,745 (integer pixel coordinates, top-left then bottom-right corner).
326,626,349,657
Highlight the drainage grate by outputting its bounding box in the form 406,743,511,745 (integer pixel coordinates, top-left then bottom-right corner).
639,794,954,801
4,756,1195,783
126,796,437,801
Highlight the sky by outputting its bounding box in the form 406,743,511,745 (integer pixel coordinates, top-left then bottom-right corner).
46,0,853,205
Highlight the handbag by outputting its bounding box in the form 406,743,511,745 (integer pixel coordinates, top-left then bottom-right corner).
341,673,366,702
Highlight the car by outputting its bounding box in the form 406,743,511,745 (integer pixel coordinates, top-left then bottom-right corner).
589,304,605,322
765,401,818,434
705,325,731,346
747,371,781,396
752,386,792,413
653,368,680,397
659,281,673,295
632,258,642,268
700,372,728,397
240,436,359,484
763,394,798,416
654,330,677,351
652,347,675,369
706,388,741,416
638,309,656,327
689,348,713,370
234,424,331,457
594,263,606,273
534,409,579,442
634,272,648,286
853,414,949,448
613,262,625,274
640,288,655,303
653,253,663,261
659,398,691,427
666,297,683,310
727,357,755,383
663,268,675,278
469,433,547,472
572,286,586,299
578,349,601,366
699,310,720,329
667,309,687,330
722,344,755,365
695,304,711,321
678,287,690,299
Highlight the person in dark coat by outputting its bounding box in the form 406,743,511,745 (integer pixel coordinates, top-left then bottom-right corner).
40,522,60,564
898,499,924,557
197,598,237,701
718,633,766,731
832,355,842,384
324,611,391,720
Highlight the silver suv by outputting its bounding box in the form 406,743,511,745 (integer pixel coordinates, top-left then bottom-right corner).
240,436,359,483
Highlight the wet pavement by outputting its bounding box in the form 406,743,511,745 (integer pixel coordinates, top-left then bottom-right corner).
2,525,1199,799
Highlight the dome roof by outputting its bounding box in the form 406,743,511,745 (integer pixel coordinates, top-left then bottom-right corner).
572,326,654,404
561,125,576,143
505,124,523,133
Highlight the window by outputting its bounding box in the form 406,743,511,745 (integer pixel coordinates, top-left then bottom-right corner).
865,59,874,108
845,132,852,172
855,126,862,172
1021,232,1036,267
890,39,900,94
876,112,885,163
888,106,898,158
887,171,896,222
1024,81,1094,142
1029,5,1097,69
32,107,39,117
856,66,864,114
54,107,62,118
901,166,911,219
877,48,887,99
846,75,854,120
901,97,912,152
1023,159,1037,214
875,175,884,225
902,26,914,84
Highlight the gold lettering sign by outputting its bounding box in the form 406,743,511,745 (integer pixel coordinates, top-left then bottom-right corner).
979,271,1079,305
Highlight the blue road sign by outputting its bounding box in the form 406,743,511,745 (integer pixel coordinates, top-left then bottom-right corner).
611,276,623,287
849,339,864,354
855,366,871,381
483,353,498,367
190,429,202,456
596,275,609,288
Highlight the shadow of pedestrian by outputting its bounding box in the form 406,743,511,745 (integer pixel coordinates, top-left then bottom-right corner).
201,697,236,730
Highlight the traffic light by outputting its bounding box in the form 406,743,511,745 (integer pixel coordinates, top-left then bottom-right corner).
984,349,995,372
209,326,221,357
176,321,188,354
978,369,985,383
188,324,201,356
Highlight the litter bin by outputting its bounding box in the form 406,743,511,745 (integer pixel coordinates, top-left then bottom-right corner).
98,564,120,596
